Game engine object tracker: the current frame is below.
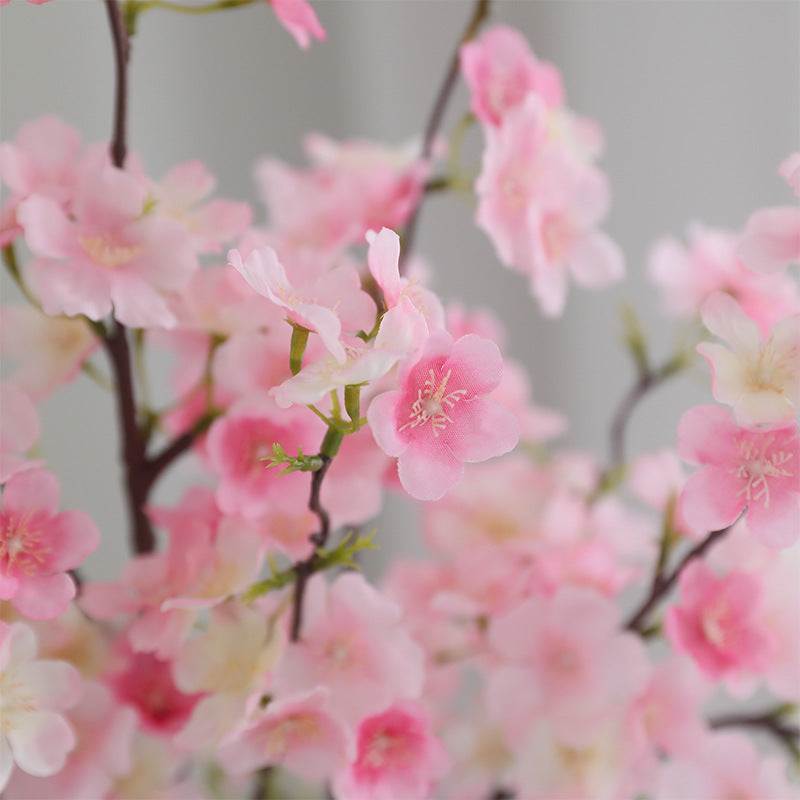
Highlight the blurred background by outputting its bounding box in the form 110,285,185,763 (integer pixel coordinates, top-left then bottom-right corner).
1,0,798,578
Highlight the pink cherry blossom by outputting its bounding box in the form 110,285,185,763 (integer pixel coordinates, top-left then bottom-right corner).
697,291,800,426
332,702,450,800
0,621,82,793
677,405,800,548
475,96,623,316
779,151,800,195
106,642,204,737
268,0,326,50
460,24,564,127
736,205,800,274
219,688,350,783
0,382,43,484
18,164,197,328
152,160,252,254
648,223,800,335
665,560,776,682
0,306,98,400
655,730,799,800
228,245,375,363
367,332,519,501
0,469,100,619
273,573,425,728
0,115,82,244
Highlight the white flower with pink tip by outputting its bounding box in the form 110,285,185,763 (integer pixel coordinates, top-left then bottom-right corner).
697,291,800,427
0,621,82,793
368,331,519,501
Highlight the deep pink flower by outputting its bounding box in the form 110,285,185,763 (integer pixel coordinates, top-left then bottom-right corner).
0,469,100,619
664,561,776,681
332,702,450,800
677,405,800,548
367,332,519,500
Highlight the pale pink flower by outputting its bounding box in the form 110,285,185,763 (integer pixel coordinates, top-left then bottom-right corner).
648,223,799,335
475,97,623,316
460,24,564,127
0,469,100,619
655,730,799,800
0,307,98,400
664,560,777,681
779,151,800,196
18,165,197,327
5,680,137,800
152,160,252,253
273,573,425,728
736,205,800,274
332,702,450,800
228,245,375,363
305,135,429,239
367,332,519,501
0,0,57,6
0,621,82,793
268,0,326,49
488,586,649,748
219,688,350,783
627,657,710,765
0,115,82,245
697,291,800,426
677,405,800,548
0,382,43,483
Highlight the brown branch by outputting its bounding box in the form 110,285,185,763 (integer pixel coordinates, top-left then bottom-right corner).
625,516,741,633
290,454,333,642
710,708,800,761
104,0,130,169
101,323,155,554
400,0,491,273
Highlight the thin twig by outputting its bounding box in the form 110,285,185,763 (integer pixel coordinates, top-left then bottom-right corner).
400,0,491,273
290,454,332,642
624,515,741,633
710,708,800,761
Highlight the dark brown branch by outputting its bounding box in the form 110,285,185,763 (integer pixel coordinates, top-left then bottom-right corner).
710,708,800,761
290,454,333,642
625,516,741,633
104,0,130,169
101,323,155,554
400,0,491,273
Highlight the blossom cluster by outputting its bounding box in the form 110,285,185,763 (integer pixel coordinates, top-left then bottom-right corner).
1,4,799,800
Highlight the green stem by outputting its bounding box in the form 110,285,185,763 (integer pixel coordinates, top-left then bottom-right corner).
2,244,41,310
289,326,309,376
134,0,256,17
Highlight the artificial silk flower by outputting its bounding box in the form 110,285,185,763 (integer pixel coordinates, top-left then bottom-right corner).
268,0,326,50
677,404,800,548
736,205,800,275
697,291,800,426
0,468,100,620
0,621,82,793
367,331,519,501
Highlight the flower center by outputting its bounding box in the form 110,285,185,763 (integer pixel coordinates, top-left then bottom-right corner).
79,234,144,269
733,436,794,509
400,368,467,437
0,512,50,577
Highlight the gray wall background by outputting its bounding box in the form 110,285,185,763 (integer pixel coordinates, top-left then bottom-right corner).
1,0,798,578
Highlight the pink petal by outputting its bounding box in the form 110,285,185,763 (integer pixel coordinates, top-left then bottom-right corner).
568,230,625,288
7,711,75,778
2,469,60,517
679,466,745,533
367,227,402,305
398,440,463,501
366,391,406,457
45,509,100,572
446,334,504,396
737,206,800,274
16,196,77,259
746,492,800,549
447,397,519,462
12,573,76,620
